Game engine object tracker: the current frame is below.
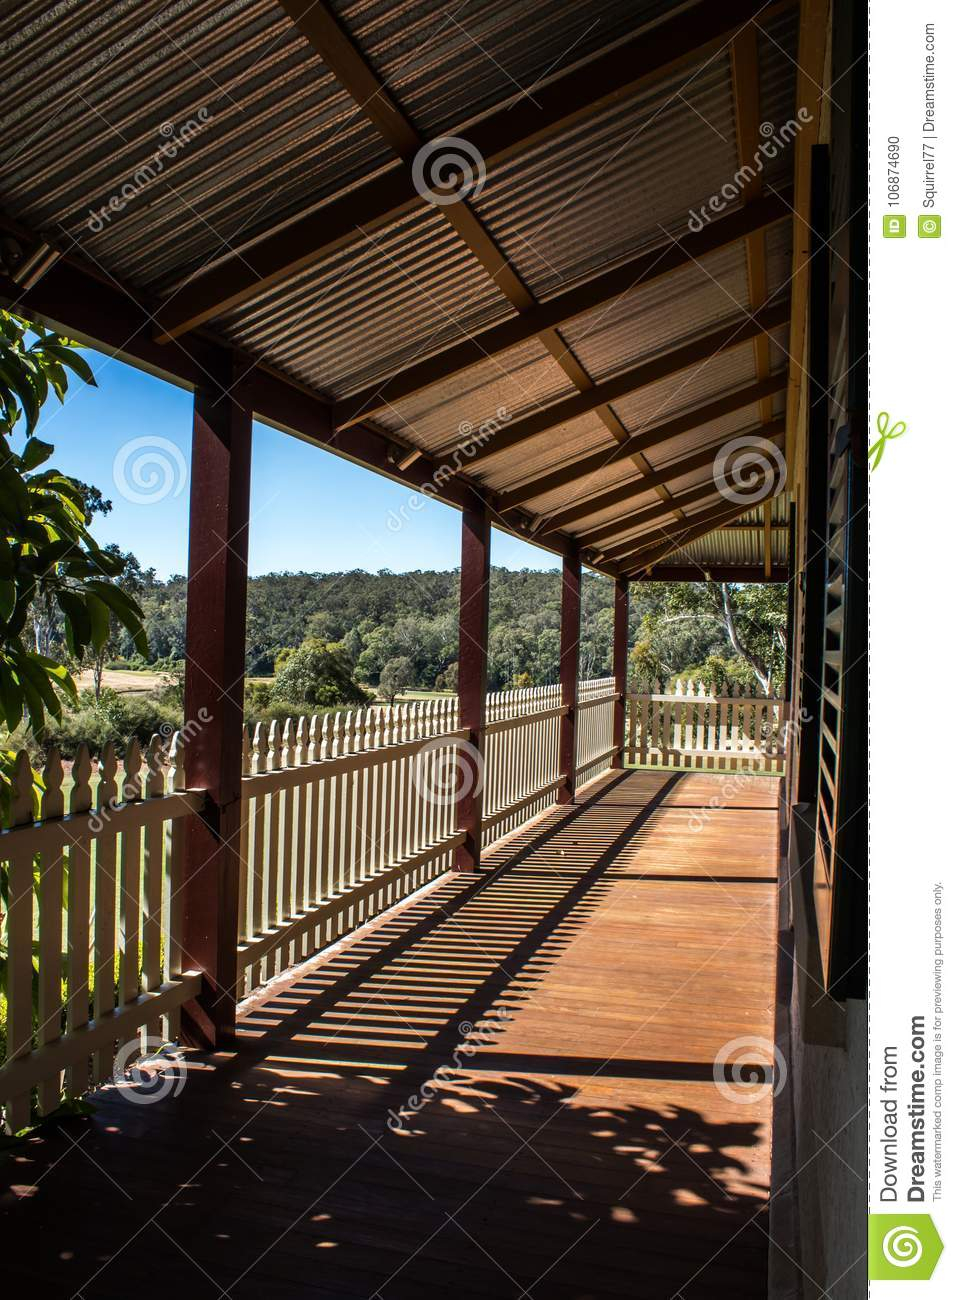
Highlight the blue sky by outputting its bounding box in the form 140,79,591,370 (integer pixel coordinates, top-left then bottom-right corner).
34,343,563,579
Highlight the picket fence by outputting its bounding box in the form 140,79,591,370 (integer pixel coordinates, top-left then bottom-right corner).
625,679,788,773
0,677,616,1129
0,737,198,1133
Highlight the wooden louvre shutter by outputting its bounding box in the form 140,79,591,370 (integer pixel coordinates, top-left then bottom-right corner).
810,0,867,1000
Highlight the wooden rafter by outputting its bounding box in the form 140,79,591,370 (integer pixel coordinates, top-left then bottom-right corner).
497,374,786,510
330,194,789,430
537,421,785,536
153,0,793,343
584,480,733,553
432,301,789,477
731,25,778,582
620,494,781,575
273,0,689,526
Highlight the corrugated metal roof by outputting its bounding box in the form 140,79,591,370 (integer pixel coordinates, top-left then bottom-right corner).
328,0,676,138
0,0,801,576
560,242,752,383
472,55,739,301
0,0,395,291
373,336,576,453
666,526,788,570
219,204,516,397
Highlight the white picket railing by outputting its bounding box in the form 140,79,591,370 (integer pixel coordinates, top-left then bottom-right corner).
237,699,466,993
626,679,788,773
1,676,620,1128
577,686,618,788
0,736,200,1133
236,678,619,991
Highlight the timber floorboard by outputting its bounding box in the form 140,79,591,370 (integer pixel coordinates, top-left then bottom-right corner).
0,770,780,1298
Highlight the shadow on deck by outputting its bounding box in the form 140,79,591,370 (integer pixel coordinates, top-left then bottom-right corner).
1,769,782,1299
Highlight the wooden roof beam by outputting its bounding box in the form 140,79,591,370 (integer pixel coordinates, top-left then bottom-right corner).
536,421,785,536
330,192,790,429
430,300,789,477
277,0,687,527
153,0,794,343
585,480,728,554
621,494,779,574
497,374,785,510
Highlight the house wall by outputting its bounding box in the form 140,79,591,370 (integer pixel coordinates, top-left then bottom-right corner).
789,990,867,1296
772,2,867,1293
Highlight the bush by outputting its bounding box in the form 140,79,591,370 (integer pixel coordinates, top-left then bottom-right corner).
32,688,181,758
272,638,369,709
676,654,759,694
244,680,273,714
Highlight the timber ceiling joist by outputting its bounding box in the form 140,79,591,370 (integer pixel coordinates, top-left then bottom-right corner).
329,192,791,432
151,0,789,343
0,0,804,581
536,423,786,536
432,300,789,476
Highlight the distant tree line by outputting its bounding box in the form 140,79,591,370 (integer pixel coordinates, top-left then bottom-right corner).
124,567,787,695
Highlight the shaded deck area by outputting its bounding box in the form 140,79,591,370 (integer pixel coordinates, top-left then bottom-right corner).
1,770,781,1298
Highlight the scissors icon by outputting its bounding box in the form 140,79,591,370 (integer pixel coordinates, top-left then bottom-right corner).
869,412,905,469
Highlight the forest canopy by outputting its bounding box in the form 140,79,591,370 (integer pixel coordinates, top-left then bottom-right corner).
127,566,786,694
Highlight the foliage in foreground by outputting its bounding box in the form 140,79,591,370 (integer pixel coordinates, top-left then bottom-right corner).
1,311,147,809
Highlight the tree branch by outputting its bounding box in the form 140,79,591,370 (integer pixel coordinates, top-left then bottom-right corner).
718,583,771,693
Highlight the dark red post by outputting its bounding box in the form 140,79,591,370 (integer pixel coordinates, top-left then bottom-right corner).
558,549,582,804
612,576,629,767
455,502,491,869
180,358,252,1048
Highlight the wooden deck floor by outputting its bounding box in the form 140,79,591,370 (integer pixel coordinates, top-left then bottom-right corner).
1,769,781,1299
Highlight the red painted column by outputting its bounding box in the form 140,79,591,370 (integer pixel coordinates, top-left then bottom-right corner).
611,576,629,767
557,549,581,804
180,359,252,1048
455,502,491,869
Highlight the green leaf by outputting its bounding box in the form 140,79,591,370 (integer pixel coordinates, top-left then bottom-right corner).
87,591,111,652
41,343,96,388
20,437,55,471
0,353,39,433
58,589,92,655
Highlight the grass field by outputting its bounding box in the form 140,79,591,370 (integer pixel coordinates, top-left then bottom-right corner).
74,668,171,695
72,669,454,708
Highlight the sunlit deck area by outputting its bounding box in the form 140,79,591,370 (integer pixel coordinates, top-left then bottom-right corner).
2,770,780,1298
